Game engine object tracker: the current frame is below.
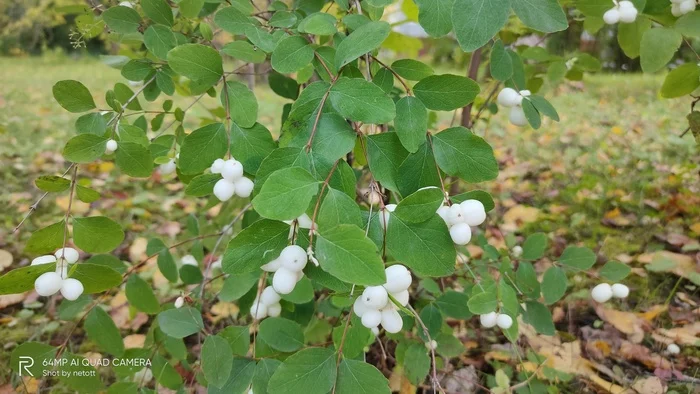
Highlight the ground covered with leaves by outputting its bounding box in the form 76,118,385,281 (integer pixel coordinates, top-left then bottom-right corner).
0,55,698,393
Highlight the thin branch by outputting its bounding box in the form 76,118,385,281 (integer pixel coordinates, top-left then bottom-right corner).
308,161,340,246
58,166,78,277
305,87,333,152
472,82,502,126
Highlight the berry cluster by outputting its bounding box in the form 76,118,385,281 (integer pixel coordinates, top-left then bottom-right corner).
105,139,118,155
249,286,283,319
261,245,308,295
353,264,412,334
210,158,254,202
436,199,487,246
603,1,639,24
32,247,84,300
671,0,697,16
479,311,513,329
591,282,629,303
497,88,532,127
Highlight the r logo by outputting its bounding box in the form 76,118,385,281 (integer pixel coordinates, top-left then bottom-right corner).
18,356,34,377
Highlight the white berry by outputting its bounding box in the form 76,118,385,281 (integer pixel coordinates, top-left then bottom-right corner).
667,343,680,354
174,296,184,308
379,204,396,228
509,106,528,127
361,309,382,328
32,255,57,266
279,245,308,272
261,286,281,305
213,179,236,201
353,296,370,317
211,158,225,174
221,159,244,182
446,204,465,226
34,272,63,296
267,302,282,317
272,267,297,294
460,199,486,226
105,139,118,154
497,88,521,107
160,159,176,175
261,258,283,272
436,205,450,222
392,289,410,306
371,327,379,335
618,4,638,22
591,283,613,303
380,308,403,333
181,255,198,266
362,286,388,309
519,90,531,98
496,313,513,329
55,247,80,264
603,8,621,24
679,0,695,14
296,213,314,229
234,177,254,198
60,278,84,301
611,283,629,298
250,302,268,319
383,264,412,293
425,340,438,350
480,312,498,328
512,245,523,257
449,222,472,245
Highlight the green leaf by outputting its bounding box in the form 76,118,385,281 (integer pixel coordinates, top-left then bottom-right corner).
436,290,472,319
414,0,453,37
541,266,567,304
222,41,267,64
558,246,596,270
335,21,390,70
521,232,547,260
202,335,234,388
223,219,291,273
419,304,443,337
318,188,362,229
125,275,160,314
490,40,513,81
215,6,254,35
269,71,300,99
10,342,56,377
366,133,409,192
75,112,107,135
661,63,700,99
372,68,394,93
222,80,258,128
85,307,125,356
431,127,499,183
452,0,510,52
391,59,434,81
397,142,441,197
253,167,320,221
512,0,568,32
269,11,298,28
144,25,176,60
268,347,337,394
528,96,559,121
142,0,173,26
316,224,386,285
253,359,281,394
209,358,256,394
336,359,391,394
599,261,631,281
0,264,55,295
230,122,277,174
298,12,338,35
115,142,154,177
329,77,396,124
404,344,430,385
73,216,124,253
158,306,204,338
102,5,141,34
53,80,96,113
25,221,65,254
185,173,220,197
179,123,228,174
259,317,305,352
618,17,651,59
289,113,356,162
394,96,428,153
35,175,70,192
70,263,122,294
524,301,555,335
393,187,443,223
413,74,479,111
332,324,371,358
167,44,223,87
640,27,682,73
387,215,455,277
272,36,315,74
521,99,541,129
675,11,700,38
515,261,540,299
220,326,250,356
467,291,498,314
151,354,183,389
451,190,495,211
179,0,205,18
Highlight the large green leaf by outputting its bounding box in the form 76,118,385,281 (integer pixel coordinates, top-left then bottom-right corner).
523,301,555,335
85,307,125,356
393,187,443,223
541,266,567,304
144,25,176,60
25,220,65,254
640,27,682,73
53,80,96,113
72,216,124,253
397,142,441,196
222,41,267,64
318,188,362,229
0,264,55,295
69,263,122,294
618,17,651,59
125,275,160,314
414,0,453,37
334,21,390,70
202,335,234,389
413,74,480,111
259,317,305,352
661,63,700,98
329,77,396,124
252,167,320,220
431,127,499,183
115,142,154,177
142,0,173,26
272,36,315,74
102,6,141,34
268,347,337,394
316,224,386,285
179,123,228,174
222,80,258,128
558,246,596,270
215,6,255,35
209,358,256,394
336,359,391,394
394,96,428,153
63,134,107,163
167,44,223,87
386,215,455,276
366,133,409,193
223,219,291,273
391,59,434,81
157,306,204,338
289,113,356,162
230,122,276,174
452,0,511,52
511,0,568,32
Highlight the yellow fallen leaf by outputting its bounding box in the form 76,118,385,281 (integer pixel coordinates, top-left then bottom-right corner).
502,205,540,231
0,249,13,271
124,334,146,349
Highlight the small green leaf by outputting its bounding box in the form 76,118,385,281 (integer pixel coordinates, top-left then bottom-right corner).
157,306,204,338
521,99,541,129
167,44,223,88
431,127,499,183
414,0,453,37
63,134,107,163
511,0,568,33
144,25,176,60
298,12,338,35
125,275,160,314
0,264,55,295
413,74,479,111
404,344,430,385
115,142,154,177
73,216,124,253
452,0,510,52
528,96,560,121
394,96,428,153
524,301,555,335
316,224,386,285
521,232,547,260
85,307,125,356
215,6,254,35
272,36,315,74
558,246,596,270
69,263,122,294
391,59,434,81
75,112,107,135
252,167,320,221
202,335,234,388
222,80,258,128
318,188,362,229
336,359,391,394
661,63,700,98
436,291,471,319
179,123,228,174
386,215,455,277
335,21,390,70
640,27,682,73
222,41,267,64
53,80,96,113
599,261,631,281
219,325,250,356
393,187,443,223
490,40,513,81
268,347,337,394
142,0,173,26
329,77,396,124
102,6,141,34
223,219,291,273
541,266,567,304
259,317,305,352
35,175,70,192
25,221,66,254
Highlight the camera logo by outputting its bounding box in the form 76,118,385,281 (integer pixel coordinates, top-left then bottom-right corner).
18,356,34,376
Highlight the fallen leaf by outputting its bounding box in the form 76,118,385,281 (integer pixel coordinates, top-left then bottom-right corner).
124,334,146,349
0,250,12,271
0,294,25,308
632,376,665,394
640,251,700,285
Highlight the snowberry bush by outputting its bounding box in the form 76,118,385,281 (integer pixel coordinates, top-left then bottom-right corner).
2,0,697,392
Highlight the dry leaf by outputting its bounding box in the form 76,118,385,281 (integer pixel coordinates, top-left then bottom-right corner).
124,334,146,349
638,251,699,284
595,305,666,343
632,377,665,394
0,294,25,308
653,322,700,346
129,237,148,263
0,250,13,271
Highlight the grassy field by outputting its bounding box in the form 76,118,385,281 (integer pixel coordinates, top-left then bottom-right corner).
0,54,698,388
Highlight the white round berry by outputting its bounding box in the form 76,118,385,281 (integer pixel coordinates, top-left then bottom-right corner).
611,283,629,299
371,326,379,335
105,139,118,154
379,204,396,228
383,264,412,293
618,5,638,22
519,90,531,98
496,313,513,329
436,205,450,222
449,222,472,245
261,258,283,272
497,88,521,107
667,343,680,354
213,179,236,201
392,289,410,306
32,255,57,266
671,3,683,16
446,204,465,226
181,255,198,266
361,309,382,328
509,106,528,127
34,272,63,296
261,286,281,305
679,0,695,14
362,286,388,309
279,245,308,272
210,158,225,174
425,340,438,350
55,247,80,264
295,270,304,283
461,200,486,226
296,213,314,229
353,296,370,317
267,302,282,317
272,267,297,294
160,159,176,175
591,283,613,303
174,296,184,309
603,8,621,24
480,312,498,328
60,278,84,301
380,308,403,333
512,245,523,257
211,258,222,271
250,302,268,319
233,177,254,198
119,1,133,8
221,159,244,182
